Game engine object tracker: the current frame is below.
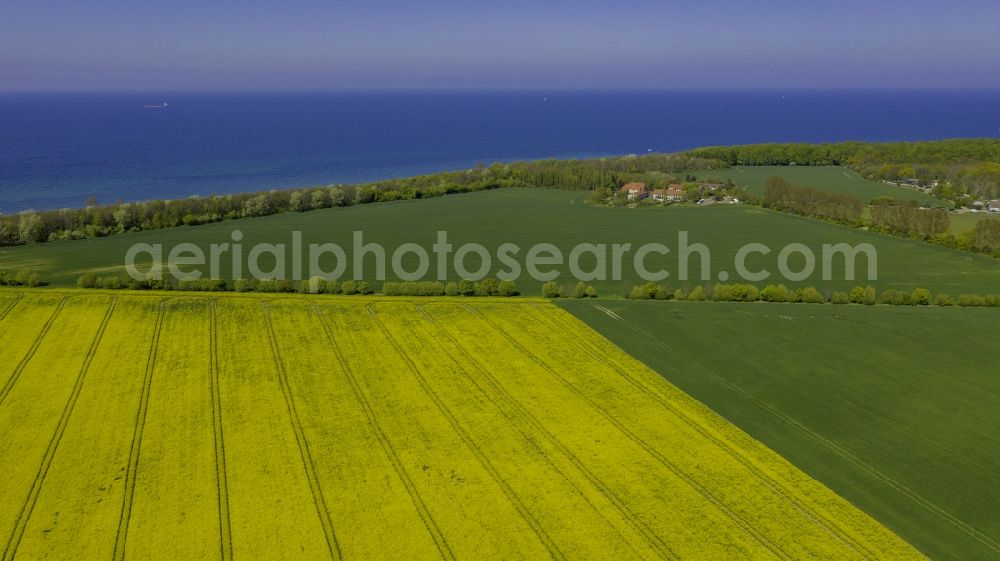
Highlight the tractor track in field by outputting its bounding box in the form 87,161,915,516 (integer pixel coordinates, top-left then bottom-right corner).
209,301,234,561
261,302,343,561
113,299,167,561
415,304,681,561
0,294,24,324
463,304,796,561
593,304,1000,557
1,296,117,561
0,296,69,408
367,304,567,561
529,305,878,561
312,303,456,561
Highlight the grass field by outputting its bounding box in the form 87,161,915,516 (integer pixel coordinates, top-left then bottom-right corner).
560,299,1000,561
2,189,998,294
948,212,1000,235
0,289,928,560
696,166,949,207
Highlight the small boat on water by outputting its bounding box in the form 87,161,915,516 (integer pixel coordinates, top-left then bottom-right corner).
143,102,169,109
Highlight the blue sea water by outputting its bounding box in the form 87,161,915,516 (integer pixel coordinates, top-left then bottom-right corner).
1,90,999,213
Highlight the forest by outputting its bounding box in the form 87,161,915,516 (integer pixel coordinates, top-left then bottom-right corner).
684,139,1000,202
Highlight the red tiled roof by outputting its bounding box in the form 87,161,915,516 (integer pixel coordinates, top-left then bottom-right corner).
620,182,648,192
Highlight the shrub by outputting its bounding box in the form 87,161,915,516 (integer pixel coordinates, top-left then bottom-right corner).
987,294,1000,307
457,279,476,296
585,285,598,298
474,278,499,297
304,277,327,294
862,285,877,305
356,281,371,295
445,282,459,296
178,278,228,292
879,289,912,305
831,291,850,304
957,294,984,307
542,280,562,298
256,279,294,293
801,287,827,304
77,272,98,289
628,281,659,300
498,280,518,297
382,281,446,296
912,288,932,306
934,293,954,306
760,284,790,303
341,280,358,295
99,275,124,290
849,286,865,304
712,283,760,302
324,280,342,294
21,271,41,287
234,278,255,292
686,286,705,301
673,288,687,301
711,283,735,301
574,282,589,299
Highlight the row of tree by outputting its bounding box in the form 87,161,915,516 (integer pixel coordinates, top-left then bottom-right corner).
971,219,1000,255
621,281,1000,307
762,177,863,225
383,279,518,297
75,273,521,297
0,270,43,287
0,153,723,247
869,199,950,239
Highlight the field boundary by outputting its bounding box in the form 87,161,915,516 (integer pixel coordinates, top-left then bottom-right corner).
261,302,342,561
1,296,117,561
530,304,877,559
209,301,234,561
591,304,1000,556
463,304,796,561
415,304,680,561
112,299,166,561
0,296,69,408
368,304,566,561
311,303,456,561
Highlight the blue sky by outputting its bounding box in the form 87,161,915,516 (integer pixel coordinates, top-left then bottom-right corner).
2,0,998,91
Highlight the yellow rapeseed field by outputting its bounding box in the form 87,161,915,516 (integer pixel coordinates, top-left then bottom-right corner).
0,289,928,561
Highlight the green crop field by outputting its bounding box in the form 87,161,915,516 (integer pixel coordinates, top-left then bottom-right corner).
948,212,1000,235
0,289,927,561
696,166,949,207
559,299,1000,561
2,189,998,294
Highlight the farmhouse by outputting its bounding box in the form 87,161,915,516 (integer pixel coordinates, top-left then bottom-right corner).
666,184,687,201
990,200,1000,212
618,182,649,201
650,186,686,202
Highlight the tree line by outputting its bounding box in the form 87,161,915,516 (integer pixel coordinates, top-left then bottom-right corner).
622,281,1000,307
75,273,520,297
762,177,863,225
869,199,950,239
0,153,722,247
